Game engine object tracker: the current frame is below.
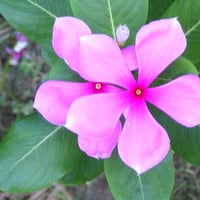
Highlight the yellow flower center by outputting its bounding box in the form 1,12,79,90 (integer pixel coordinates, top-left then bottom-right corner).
95,83,102,90
135,88,142,96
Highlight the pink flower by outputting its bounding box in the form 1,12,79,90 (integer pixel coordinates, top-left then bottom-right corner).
34,17,200,174
34,17,123,158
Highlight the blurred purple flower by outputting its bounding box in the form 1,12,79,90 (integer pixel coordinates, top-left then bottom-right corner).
6,32,28,66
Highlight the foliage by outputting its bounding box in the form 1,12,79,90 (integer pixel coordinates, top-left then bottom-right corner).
1,0,200,199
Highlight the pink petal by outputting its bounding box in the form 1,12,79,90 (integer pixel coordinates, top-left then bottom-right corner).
136,18,186,87
52,17,91,71
121,45,138,71
33,81,94,125
78,34,135,88
66,92,129,137
146,75,200,127
78,122,121,159
118,100,170,174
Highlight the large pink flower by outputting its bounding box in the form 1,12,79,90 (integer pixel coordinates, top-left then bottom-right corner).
34,17,200,174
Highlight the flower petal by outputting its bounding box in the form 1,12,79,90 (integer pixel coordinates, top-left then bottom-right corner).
78,122,121,159
136,18,186,87
146,75,200,127
66,92,128,137
118,100,170,174
33,81,93,125
121,45,138,71
78,34,135,88
52,17,91,71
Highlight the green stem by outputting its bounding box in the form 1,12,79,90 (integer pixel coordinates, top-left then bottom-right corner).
0,55,11,91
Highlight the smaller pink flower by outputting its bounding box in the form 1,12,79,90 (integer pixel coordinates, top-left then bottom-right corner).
34,17,124,158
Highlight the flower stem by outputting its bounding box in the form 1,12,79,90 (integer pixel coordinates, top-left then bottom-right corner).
0,55,11,91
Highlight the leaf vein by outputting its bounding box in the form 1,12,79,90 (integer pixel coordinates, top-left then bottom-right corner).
26,0,56,18
185,18,200,36
106,0,116,40
8,126,62,172
139,175,145,200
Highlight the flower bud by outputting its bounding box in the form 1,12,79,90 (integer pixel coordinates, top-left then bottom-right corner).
116,24,130,46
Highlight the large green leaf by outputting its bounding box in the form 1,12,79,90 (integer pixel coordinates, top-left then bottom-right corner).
105,150,174,200
163,0,200,63
48,59,85,82
0,113,103,193
147,0,174,21
152,56,198,86
70,0,148,44
59,155,103,185
0,0,72,44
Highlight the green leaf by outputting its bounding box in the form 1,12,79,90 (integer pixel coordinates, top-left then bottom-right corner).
42,46,84,82
0,113,102,193
48,59,84,82
105,150,174,200
163,0,200,63
59,156,103,185
70,0,148,44
147,0,174,21
153,56,198,86
0,0,72,44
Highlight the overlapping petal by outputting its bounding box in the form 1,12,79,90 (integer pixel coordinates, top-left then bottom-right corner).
52,17,91,71
146,75,200,127
121,45,138,71
66,92,129,137
33,81,94,125
78,34,135,88
78,122,121,159
118,100,170,174
136,18,186,87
